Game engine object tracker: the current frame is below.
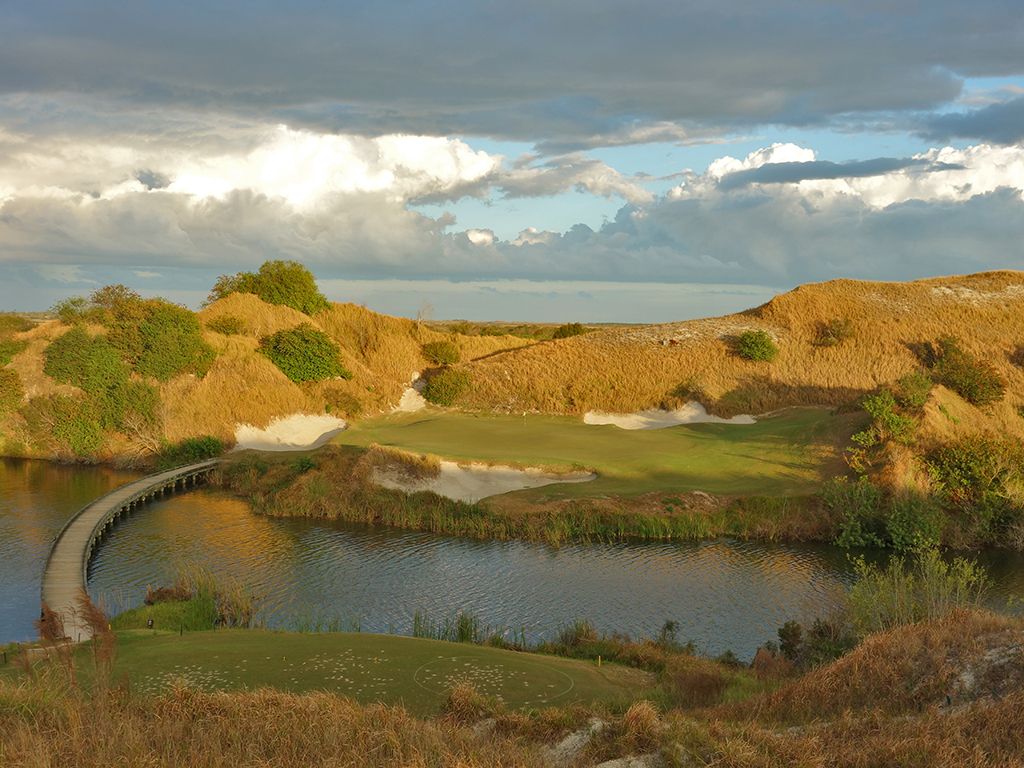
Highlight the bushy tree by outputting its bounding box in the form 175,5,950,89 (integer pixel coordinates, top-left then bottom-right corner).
735,330,779,362
208,260,329,315
259,323,351,382
421,340,461,365
131,301,215,381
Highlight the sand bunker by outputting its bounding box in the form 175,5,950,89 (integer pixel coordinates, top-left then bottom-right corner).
234,413,347,451
374,461,595,503
393,373,428,413
584,401,755,430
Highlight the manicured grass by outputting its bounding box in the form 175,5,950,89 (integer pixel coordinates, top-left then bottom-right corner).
107,630,651,715
335,408,856,497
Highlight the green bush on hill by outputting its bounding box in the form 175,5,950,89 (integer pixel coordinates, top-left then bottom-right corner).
734,330,778,362
0,369,23,414
157,436,226,469
814,318,854,347
259,323,351,383
852,390,917,448
130,301,216,381
552,322,588,339
205,314,246,335
894,371,933,410
23,394,105,456
924,336,1005,406
51,286,215,382
0,338,26,366
421,340,461,365
208,260,329,315
423,368,471,406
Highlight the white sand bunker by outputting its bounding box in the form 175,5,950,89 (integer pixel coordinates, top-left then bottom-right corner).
374,461,595,504
393,373,428,413
234,413,347,451
584,401,755,430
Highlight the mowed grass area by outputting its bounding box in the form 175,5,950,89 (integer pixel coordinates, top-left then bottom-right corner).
336,407,858,497
64,630,650,715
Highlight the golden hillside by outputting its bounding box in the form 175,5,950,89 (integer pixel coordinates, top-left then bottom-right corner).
458,271,1024,428
0,294,530,458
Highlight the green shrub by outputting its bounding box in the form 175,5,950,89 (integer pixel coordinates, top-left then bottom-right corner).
0,314,33,335
423,368,471,406
851,389,916,448
208,260,329,315
734,330,778,362
23,394,105,456
824,476,886,548
44,327,126,393
259,323,350,383
894,371,933,410
847,547,989,635
157,436,225,469
130,301,215,381
924,438,1024,544
421,340,461,365
51,296,89,324
814,318,854,347
0,369,23,413
552,322,588,339
323,388,363,417
924,336,1006,406
205,314,245,335
0,338,26,366
885,493,945,551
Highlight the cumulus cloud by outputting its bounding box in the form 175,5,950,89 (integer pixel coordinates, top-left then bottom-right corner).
498,154,653,204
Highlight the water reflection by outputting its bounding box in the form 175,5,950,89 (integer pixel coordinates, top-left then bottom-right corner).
88,489,858,657
0,458,139,642
3,458,1023,656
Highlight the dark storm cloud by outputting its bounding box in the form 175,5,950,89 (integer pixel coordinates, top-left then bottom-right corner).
2,0,1022,144
717,157,965,190
923,96,1024,145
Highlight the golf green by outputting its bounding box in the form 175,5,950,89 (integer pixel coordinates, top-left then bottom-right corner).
335,407,854,497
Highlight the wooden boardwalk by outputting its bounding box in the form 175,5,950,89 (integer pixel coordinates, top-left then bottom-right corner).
41,460,219,642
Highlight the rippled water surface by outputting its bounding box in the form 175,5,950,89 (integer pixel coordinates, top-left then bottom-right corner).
4,459,1024,655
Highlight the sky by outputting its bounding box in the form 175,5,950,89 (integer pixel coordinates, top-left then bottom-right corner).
0,1,1023,322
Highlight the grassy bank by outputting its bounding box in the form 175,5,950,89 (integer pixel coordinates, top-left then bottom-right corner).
335,407,857,497
3,608,1022,767
214,446,838,545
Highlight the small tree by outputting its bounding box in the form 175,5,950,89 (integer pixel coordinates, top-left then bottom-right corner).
208,260,329,315
421,340,461,365
259,324,351,383
735,330,779,362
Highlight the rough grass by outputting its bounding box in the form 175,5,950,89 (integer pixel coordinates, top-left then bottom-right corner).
459,272,1024,431
5,610,1023,767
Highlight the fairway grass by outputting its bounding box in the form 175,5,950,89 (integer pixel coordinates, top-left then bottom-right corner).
106,630,651,715
335,407,857,498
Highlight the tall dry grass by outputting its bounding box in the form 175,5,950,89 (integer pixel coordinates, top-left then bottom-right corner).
459,272,1024,429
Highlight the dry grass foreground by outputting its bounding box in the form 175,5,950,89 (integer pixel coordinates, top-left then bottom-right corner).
3,610,1024,766
458,271,1024,429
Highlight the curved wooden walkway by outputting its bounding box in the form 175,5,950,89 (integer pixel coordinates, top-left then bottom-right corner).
41,460,219,642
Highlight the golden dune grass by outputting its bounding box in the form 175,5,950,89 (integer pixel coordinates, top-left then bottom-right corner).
459,272,1024,429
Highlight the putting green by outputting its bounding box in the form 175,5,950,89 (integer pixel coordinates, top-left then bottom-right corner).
107,630,650,714
335,408,855,497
